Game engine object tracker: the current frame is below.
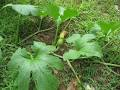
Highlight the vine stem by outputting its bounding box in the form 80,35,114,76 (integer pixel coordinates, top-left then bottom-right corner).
66,59,81,84
53,19,71,45
52,53,120,76
96,61,120,68
53,25,59,45
52,53,81,84
101,59,120,76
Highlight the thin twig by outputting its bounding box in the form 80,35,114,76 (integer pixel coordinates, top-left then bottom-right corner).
63,19,71,31
18,26,54,44
53,20,71,45
38,17,43,31
101,59,120,76
66,59,81,84
96,61,120,68
52,53,82,84
52,53,120,68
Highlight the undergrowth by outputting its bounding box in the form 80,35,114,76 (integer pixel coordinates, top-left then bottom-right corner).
0,0,120,90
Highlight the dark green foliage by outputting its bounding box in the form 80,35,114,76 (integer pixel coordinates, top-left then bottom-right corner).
8,41,63,90
63,34,103,60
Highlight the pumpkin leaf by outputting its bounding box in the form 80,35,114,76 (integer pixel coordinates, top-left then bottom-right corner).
8,41,63,90
63,34,103,60
3,4,39,16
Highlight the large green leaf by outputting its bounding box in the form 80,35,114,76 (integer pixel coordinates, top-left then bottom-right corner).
8,41,63,90
61,8,78,22
90,21,120,35
45,4,60,20
4,3,78,25
64,34,103,60
32,41,56,54
4,4,39,16
44,3,78,25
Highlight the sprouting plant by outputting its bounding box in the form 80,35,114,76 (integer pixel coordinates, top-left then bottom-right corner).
8,41,63,90
3,3,78,44
89,21,120,41
63,34,103,60
44,3,78,43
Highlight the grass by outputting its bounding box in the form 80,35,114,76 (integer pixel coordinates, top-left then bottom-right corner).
0,0,120,90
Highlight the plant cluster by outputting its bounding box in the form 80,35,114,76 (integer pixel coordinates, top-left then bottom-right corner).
1,0,120,90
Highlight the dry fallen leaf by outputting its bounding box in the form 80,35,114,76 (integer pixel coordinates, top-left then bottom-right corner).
59,84,66,90
67,79,78,90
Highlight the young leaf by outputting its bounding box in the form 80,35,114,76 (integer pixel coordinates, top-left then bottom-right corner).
61,8,78,22
90,23,101,34
63,50,80,60
44,3,78,25
90,21,120,35
63,34,103,60
4,4,39,16
8,41,63,90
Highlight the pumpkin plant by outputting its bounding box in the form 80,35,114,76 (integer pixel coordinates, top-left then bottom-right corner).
63,33,103,60
43,3,78,44
62,33,103,89
3,3,78,44
8,41,63,90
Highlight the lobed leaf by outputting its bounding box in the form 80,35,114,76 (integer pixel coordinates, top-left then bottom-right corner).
4,3,78,25
64,34,103,60
16,62,31,90
66,34,81,43
32,63,59,90
90,21,120,35
44,3,78,24
63,50,80,60
4,4,39,16
8,42,63,90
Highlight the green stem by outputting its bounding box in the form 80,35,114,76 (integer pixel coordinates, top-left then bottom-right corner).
53,25,59,45
66,59,84,89
66,59,81,83
101,59,120,76
52,53,82,84
96,61,120,68
38,17,43,31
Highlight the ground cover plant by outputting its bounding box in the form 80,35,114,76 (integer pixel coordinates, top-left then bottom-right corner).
0,0,120,90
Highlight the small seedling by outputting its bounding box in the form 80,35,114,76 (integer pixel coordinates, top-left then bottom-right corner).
90,21,120,41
